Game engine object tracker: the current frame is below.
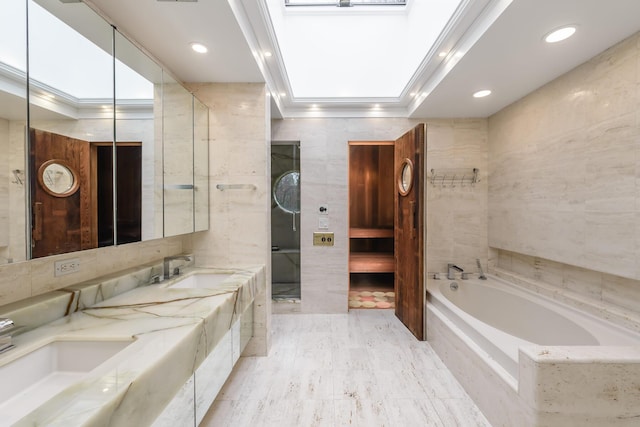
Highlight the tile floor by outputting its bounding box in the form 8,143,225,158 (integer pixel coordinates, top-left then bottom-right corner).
201,310,492,426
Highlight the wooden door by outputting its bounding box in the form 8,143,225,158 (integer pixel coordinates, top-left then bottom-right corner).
30,129,93,258
91,142,142,246
394,124,426,340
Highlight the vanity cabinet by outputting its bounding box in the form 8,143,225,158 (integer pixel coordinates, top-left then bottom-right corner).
152,303,254,426
348,142,395,285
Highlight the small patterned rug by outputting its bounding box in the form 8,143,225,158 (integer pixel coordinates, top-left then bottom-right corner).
348,290,395,309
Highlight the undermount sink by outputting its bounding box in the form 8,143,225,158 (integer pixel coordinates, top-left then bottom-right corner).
0,339,133,425
168,272,235,289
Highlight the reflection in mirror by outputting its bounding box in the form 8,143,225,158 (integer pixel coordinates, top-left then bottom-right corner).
28,0,114,258
162,74,194,237
193,97,209,232
0,0,27,264
0,0,209,265
114,31,163,244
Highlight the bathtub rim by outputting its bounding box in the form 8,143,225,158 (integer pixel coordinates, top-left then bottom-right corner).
426,274,640,383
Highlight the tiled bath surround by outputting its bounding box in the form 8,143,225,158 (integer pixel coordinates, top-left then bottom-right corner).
426,30,640,427
494,249,640,334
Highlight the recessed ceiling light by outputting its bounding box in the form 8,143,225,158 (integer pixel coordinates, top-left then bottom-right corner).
438,51,447,58
473,89,492,98
264,51,273,57
544,26,576,43
280,92,286,97
190,42,208,53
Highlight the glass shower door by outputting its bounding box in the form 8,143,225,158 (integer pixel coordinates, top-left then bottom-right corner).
271,141,301,300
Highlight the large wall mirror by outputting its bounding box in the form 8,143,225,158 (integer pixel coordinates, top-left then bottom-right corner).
0,0,209,265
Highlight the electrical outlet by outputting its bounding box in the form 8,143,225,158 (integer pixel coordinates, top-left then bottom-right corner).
54,258,80,277
313,232,334,246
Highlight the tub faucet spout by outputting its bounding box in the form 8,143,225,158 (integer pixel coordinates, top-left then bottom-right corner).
447,264,463,280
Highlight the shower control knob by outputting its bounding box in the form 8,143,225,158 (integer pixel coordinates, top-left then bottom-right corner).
319,206,327,213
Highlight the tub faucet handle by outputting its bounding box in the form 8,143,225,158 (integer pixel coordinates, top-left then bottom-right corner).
461,272,470,280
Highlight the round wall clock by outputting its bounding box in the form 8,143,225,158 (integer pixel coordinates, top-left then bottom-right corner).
37,159,79,197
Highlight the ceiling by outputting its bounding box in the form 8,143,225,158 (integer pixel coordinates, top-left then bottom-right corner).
86,0,640,119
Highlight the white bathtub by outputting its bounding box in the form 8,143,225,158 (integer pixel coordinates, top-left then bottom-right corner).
426,275,640,427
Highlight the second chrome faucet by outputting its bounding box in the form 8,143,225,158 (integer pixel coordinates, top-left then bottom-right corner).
163,255,193,280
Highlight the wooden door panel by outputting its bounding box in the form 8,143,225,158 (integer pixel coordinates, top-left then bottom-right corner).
31,129,92,258
394,124,425,340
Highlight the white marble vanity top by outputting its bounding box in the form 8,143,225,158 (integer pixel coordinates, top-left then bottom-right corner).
0,266,261,426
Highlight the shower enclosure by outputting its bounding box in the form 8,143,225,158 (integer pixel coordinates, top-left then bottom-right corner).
271,141,301,300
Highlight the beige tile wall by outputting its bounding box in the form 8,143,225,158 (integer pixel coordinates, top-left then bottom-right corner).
272,118,488,314
488,31,640,281
187,83,272,356
0,118,8,249
0,235,187,307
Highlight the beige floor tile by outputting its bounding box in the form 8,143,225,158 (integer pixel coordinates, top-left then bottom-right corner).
202,310,492,426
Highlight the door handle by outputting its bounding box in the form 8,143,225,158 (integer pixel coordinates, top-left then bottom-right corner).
33,202,42,241
410,200,416,238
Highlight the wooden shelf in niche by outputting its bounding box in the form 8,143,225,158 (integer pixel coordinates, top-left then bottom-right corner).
349,227,393,239
349,252,394,273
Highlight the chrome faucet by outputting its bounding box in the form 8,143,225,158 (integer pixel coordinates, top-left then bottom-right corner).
0,318,16,354
447,263,463,280
163,255,193,280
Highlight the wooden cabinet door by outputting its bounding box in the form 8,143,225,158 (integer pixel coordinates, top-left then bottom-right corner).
30,129,93,258
394,124,425,340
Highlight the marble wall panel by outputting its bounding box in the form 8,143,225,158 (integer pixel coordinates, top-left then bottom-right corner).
489,31,640,281
0,235,187,306
187,83,271,356
8,121,26,263
495,249,640,321
272,118,488,313
0,119,8,249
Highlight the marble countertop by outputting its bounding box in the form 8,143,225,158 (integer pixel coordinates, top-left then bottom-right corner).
2,266,260,427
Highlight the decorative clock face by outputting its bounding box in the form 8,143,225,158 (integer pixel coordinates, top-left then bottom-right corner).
38,160,79,197
398,158,414,196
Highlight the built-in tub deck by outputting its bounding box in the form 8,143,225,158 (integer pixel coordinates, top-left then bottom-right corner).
427,273,640,427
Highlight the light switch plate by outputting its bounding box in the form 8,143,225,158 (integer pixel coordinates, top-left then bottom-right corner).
313,232,334,246
318,217,329,229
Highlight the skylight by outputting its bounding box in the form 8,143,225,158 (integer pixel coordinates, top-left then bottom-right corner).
285,0,406,6
0,0,152,102
267,0,461,99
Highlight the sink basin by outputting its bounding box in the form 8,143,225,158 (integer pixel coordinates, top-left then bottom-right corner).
169,272,235,289
0,339,132,425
